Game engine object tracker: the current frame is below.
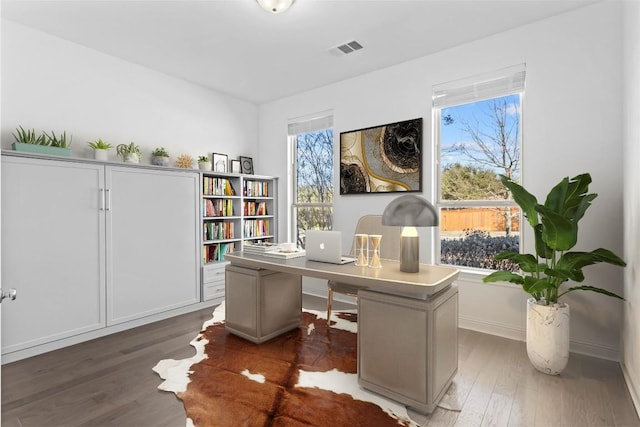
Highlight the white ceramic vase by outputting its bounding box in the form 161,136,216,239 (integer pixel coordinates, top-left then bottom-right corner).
199,162,212,171
526,297,570,375
94,149,109,162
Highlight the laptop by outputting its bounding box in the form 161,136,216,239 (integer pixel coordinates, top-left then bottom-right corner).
305,230,356,265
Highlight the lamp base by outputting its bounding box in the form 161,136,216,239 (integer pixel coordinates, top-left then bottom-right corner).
400,235,419,273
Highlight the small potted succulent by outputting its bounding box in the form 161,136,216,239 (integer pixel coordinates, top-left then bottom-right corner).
88,138,113,161
116,142,142,164
151,147,170,166
198,155,212,171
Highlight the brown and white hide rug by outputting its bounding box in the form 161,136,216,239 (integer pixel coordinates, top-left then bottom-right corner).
153,303,421,427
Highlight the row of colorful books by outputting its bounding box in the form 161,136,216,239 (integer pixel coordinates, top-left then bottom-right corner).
203,177,236,196
244,219,270,237
203,198,235,217
203,242,236,263
204,221,235,241
243,180,269,197
243,201,268,216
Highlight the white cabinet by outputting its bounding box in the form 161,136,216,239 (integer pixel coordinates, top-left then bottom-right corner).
106,166,200,325
1,157,106,354
1,154,201,355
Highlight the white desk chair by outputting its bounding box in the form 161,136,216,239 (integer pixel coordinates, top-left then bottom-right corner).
327,215,401,325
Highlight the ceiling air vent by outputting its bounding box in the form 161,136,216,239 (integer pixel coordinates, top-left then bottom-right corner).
331,40,364,56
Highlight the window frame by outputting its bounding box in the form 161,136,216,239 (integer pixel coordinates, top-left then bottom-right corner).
433,69,525,273
287,114,334,246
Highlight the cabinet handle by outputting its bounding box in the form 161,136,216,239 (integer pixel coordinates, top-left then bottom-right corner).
106,189,111,211
99,189,105,211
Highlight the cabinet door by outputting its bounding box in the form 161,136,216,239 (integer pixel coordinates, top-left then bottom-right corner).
1,157,106,354
106,167,200,325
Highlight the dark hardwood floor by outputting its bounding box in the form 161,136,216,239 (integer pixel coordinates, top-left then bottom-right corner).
2,296,638,427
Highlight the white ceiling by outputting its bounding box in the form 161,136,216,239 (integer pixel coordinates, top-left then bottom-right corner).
2,0,597,104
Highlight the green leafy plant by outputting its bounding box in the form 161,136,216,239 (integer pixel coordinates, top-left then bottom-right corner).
483,173,626,304
88,138,112,150
198,155,210,163
116,142,142,159
152,147,169,157
12,126,47,145
44,131,72,148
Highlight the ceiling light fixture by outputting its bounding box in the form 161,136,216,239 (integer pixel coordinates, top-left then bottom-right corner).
257,0,294,14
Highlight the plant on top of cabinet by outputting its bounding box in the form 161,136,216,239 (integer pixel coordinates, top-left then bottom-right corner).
12,126,71,156
151,147,171,167
12,126,47,145
43,130,72,148
88,138,113,161
116,142,142,164
198,155,212,171
175,154,194,169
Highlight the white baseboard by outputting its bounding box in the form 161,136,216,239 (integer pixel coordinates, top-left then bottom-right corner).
621,362,640,419
454,315,620,361
1,299,220,364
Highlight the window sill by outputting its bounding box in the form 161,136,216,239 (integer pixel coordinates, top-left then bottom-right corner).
450,266,519,290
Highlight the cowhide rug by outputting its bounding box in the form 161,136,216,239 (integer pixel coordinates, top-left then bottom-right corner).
153,303,422,427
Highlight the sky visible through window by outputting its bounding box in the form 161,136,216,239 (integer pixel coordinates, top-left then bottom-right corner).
440,94,521,181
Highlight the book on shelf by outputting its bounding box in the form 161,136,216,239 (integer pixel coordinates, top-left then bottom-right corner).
203,176,237,196
203,242,236,263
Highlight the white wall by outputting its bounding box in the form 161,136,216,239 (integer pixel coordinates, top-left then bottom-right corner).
622,0,640,412
1,21,258,163
258,2,626,360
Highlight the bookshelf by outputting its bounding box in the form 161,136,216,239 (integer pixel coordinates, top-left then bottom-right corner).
201,171,278,301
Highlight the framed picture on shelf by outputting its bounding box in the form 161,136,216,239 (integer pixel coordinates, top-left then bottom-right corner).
213,153,228,173
230,159,242,173
240,156,254,174
339,117,422,194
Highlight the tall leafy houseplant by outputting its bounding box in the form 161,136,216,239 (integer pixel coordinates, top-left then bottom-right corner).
483,173,626,375
483,173,626,303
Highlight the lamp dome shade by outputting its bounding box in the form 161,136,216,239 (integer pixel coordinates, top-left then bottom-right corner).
381,195,439,227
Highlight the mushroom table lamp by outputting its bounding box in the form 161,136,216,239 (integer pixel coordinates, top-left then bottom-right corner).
381,194,439,273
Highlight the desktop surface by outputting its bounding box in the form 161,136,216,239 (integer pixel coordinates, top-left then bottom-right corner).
225,251,459,298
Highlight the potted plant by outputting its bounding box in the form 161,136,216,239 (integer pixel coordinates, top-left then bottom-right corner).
483,173,626,375
12,126,72,156
88,138,113,161
151,147,170,166
198,155,212,171
116,142,142,164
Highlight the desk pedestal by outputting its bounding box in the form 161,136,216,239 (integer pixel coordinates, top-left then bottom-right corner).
358,285,458,414
225,265,302,343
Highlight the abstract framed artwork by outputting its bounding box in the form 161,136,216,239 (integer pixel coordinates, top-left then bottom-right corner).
340,117,422,194
240,156,254,174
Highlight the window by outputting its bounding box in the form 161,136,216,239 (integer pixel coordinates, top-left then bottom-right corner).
433,65,525,271
288,113,334,248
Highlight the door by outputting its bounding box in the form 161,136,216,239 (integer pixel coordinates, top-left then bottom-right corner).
1,156,106,355
105,166,200,325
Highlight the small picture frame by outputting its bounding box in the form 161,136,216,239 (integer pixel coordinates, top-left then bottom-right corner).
230,159,242,173
213,153,228,173
240,156,254,174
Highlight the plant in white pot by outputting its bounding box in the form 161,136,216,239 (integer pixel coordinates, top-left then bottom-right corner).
88,138,112,161
198,155,212,171
151,147,170,166
116,142,142,164
483,173,626,375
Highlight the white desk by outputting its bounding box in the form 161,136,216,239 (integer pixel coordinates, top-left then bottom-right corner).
224,252,460,414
